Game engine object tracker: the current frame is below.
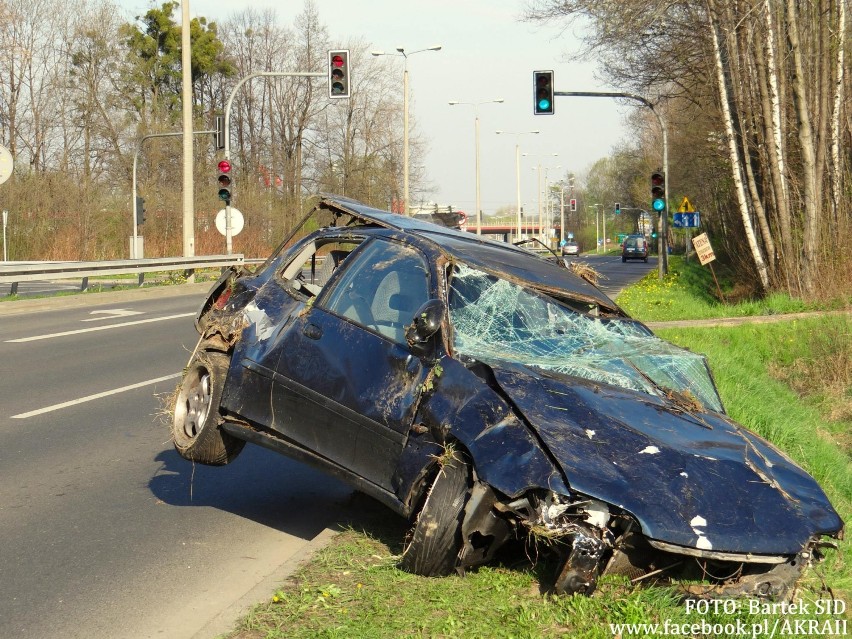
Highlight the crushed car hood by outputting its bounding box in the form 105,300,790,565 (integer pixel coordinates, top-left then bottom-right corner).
491,366,843,555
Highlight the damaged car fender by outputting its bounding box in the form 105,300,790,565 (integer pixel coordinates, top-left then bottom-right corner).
400,356,570,503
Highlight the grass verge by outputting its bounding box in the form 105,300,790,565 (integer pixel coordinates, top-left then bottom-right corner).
614,256,850,322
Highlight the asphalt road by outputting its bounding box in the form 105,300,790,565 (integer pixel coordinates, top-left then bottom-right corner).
567,252,658,299
0,285,355,639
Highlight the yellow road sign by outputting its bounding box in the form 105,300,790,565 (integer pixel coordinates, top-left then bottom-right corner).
678,197,695,213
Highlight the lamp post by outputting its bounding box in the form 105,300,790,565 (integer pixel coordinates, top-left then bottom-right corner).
557,176,575,244
496,130,539,240
523,153,558,244
544,164,561,244
448,98,504,235
372,45,442,215
589,203,603,253
180,0,194,261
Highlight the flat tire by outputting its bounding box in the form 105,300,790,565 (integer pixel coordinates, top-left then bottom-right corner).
172,350,244,465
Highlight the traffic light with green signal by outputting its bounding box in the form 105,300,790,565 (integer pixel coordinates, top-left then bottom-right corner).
651,172,665,212
533,70,554,115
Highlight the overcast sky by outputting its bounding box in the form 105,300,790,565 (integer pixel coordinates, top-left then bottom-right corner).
117,0,632,216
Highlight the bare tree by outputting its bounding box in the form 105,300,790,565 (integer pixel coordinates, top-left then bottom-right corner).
526,0,852,299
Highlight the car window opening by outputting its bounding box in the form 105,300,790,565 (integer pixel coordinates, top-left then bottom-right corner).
322,240,430,344
281,239,359,297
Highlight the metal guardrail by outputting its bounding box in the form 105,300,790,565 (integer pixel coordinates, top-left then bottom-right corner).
0,255,245,296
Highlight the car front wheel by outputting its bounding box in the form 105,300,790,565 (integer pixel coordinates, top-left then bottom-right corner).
399,452,472,577
172,349,245,465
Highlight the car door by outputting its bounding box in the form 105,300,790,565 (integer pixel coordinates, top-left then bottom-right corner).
269,238,434,490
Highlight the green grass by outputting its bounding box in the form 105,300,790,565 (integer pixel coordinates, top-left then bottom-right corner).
614,257,832,321
224,264,851,639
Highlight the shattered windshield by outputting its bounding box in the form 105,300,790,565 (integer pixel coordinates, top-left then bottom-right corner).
448,264,723,413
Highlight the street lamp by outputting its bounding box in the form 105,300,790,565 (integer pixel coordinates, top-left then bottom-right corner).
557,175,575,244
372,45,442,215
495,130,539,239
448,98,504,235
523,153,558,244
588,203,603,253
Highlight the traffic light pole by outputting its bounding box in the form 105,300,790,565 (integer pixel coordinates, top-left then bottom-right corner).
223,71,325,163
554,90,669,277
131,130,214,259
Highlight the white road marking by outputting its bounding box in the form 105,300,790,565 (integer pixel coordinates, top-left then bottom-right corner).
5,312,194,343
82,309,144,322
11,373,182,419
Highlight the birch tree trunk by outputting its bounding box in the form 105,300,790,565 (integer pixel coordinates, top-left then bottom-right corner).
830,0,846,220
731,7,776,278
757,0,794,286
786,0,820,294
707,0,770,290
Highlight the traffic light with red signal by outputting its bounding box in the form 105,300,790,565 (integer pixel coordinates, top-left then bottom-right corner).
328,50,350,99
218,159,232,205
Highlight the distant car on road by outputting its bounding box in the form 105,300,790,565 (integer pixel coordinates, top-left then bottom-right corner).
622,235,648,262
561,240,580,257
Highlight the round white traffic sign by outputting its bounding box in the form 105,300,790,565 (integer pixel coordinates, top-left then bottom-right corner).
215,207,244,236
0,145,13,185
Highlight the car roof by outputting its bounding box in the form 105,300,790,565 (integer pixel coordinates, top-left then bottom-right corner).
319,197,620,312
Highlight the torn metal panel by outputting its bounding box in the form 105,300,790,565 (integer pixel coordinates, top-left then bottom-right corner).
458,481,514,569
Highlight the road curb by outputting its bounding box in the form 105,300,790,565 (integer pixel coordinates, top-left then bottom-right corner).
190,526,341,639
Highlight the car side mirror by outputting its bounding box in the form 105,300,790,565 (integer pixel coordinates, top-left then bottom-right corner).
405,299,445,347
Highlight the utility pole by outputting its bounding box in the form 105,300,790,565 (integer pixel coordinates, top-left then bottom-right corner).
181,0,194,261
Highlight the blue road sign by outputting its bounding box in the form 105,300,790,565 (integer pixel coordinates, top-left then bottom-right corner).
673,212,700,228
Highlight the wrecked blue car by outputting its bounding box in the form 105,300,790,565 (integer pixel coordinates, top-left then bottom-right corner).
171,197,843,597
